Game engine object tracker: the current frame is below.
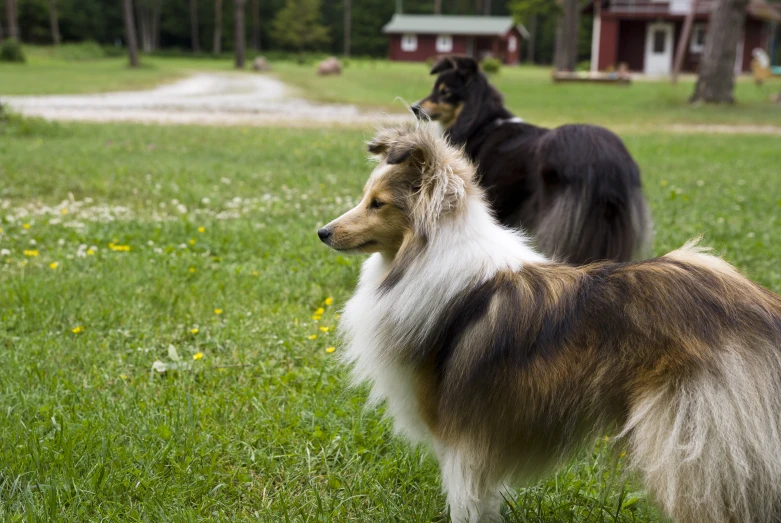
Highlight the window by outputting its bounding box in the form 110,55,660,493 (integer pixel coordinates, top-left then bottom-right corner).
690,24,706,53
401,34,417,52
652,29,666,54
508,35,517,53
436,35,453,53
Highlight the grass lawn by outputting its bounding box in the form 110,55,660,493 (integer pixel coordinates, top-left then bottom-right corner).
1,114,780,521
0,49,234,96
1,51,780,128
273,60,781,127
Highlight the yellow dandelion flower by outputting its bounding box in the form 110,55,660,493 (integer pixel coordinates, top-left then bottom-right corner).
71,326,84,334
190,328,199,334
49,262,59,270
188,239,196,246
61,208,68,215
252,270,259,277
334,314,341,319
214,308,223,315
87,249,95,256
312,315,322,321
22,223,31,229
193,352,203,360
307,334,317,340
23,250,39,257
189,267,196,273
660,180,668,187
119,374,128,380
324,297,334,306
0,227,3,233
314,307,325,316
620,451,627,458
198,227,205,233
319,326,330,333
326,347,336,353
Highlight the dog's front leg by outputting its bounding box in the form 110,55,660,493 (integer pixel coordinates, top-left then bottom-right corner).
435,442,503,523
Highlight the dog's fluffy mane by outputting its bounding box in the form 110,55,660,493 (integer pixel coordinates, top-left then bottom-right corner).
338,123,781,523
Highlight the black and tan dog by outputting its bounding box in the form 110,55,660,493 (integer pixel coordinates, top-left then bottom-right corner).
320,123,781,523
412,55,652,264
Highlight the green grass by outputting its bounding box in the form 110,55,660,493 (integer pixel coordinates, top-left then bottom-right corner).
2,51,779,127
273,60,781,127
0,48,235,95
1,114,780,521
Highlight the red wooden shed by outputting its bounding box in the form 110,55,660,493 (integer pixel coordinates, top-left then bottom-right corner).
382,14,528,65
586,0,781,75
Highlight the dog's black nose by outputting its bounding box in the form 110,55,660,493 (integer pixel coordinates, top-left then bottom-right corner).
318,228,332,242
411,104,424,119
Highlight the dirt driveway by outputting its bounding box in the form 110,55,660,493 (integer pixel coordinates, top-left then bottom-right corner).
2,72,408,127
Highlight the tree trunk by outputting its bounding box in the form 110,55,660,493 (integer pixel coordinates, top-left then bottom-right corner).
526,14,536,63
343,0,351,56
152,0,161,50
554,16,567,69
434,0,441,14
234,0,246,68
48,0,61,45
213,0,223,54
483,0,491,15
136,1,152,52
6,0,19,41
121,0,140,67
190,0,200,53
564,0,579,70
690,0,749,103
0,17,4,43
250,0,260,51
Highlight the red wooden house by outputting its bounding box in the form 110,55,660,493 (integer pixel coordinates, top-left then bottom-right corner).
383,15,528,65
587,0,781,75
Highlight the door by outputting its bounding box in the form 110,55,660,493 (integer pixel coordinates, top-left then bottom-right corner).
644,23,673,76
466,37,475,58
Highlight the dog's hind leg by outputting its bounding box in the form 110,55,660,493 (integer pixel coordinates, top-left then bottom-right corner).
436,443,504,523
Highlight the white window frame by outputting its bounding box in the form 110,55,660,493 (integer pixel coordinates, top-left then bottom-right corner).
435,35,453,53
401,34,418,52
508,35,517,53
689,24,706,54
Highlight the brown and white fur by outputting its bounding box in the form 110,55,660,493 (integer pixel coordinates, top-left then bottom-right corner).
318,123,781,523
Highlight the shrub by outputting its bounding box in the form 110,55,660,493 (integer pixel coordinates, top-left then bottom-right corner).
481,57,501,74
0,39,26,63
576,60,592,72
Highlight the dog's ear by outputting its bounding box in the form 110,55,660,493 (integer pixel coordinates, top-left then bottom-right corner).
367,127,416,164
430,56,457,75
452,56,479,77
430,55,479,77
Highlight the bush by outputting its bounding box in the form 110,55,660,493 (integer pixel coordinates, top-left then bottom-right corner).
481,57,501,74
0,39,26,63
576,60,591,72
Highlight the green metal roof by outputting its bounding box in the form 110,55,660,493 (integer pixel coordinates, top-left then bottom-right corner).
382,14,527,38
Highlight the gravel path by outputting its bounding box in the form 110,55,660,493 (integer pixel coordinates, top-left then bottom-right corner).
2,72,408,127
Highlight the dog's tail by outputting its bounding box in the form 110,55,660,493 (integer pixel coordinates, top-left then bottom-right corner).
531,125,653,264
621,344,781,523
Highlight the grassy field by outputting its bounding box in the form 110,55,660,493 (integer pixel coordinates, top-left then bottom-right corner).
1,111,780,521
1,51,780,128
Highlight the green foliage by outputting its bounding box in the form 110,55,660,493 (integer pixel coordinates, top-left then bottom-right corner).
508,0,561,25
271,0,331,52
481,56,502,74
0,40,27,63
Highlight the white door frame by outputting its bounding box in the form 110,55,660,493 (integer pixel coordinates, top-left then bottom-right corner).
644,22,674,76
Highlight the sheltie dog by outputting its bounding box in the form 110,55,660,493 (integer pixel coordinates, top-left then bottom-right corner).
317,123,781,523
412,55,652,264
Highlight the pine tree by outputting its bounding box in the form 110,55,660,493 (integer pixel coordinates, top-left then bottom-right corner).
271,0,329,53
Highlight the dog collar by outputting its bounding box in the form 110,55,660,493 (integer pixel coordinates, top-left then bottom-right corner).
482,116,525,134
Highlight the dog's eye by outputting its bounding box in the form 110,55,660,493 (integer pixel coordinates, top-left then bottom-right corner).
369,199,385,210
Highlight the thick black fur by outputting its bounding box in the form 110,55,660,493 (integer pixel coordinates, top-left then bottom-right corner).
413,56,652,264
